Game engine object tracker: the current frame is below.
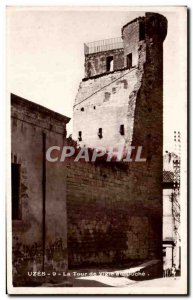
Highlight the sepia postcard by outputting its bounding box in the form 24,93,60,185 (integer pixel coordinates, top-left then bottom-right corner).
6,6,188,295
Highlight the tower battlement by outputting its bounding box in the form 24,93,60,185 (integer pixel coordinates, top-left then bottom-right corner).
83,13,167,80
73,12,167,150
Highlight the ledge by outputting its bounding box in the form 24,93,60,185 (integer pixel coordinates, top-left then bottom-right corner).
82,66,137,82
11,93,71,124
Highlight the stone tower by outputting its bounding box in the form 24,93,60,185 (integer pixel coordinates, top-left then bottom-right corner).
73,12,167,153
69,13,167,271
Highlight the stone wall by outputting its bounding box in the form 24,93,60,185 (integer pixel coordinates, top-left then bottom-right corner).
65,159,162,268
73,67,139,149
11,94,70,286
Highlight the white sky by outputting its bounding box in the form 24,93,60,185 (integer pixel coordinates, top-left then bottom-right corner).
6,7,187,152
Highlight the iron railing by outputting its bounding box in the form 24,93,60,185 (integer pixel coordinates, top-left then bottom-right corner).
84,37,123,55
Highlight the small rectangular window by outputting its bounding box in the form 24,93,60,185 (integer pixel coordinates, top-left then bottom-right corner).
120,124,125,136
127,53,132,69
106,56,114,72
98,128,103,139
78,131,82,141
12,163,21,220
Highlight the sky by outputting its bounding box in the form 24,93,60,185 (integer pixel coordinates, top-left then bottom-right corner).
6,7,187,153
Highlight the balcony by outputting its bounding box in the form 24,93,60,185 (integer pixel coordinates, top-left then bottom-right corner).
84,37,123,55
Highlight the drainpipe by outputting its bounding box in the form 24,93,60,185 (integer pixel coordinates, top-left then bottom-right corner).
42,132,46,271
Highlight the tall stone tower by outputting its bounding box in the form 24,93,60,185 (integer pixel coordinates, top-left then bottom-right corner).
70,13,167,271
73,12,167,153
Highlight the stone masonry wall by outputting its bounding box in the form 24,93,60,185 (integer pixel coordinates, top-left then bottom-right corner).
73,67,139,149
85,48,124,78
11,94,69,286
66,159,162,268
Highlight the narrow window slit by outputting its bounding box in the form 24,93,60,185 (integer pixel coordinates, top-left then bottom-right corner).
98,128,103,139
78,131,82,141
120,124,125,136
127,53,132,69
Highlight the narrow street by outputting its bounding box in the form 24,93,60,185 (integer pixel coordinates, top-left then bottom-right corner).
67,262,181,289
73,275,181,289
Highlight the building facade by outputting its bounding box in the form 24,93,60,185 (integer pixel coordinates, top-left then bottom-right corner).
163,152,181,271
11,94,70,286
